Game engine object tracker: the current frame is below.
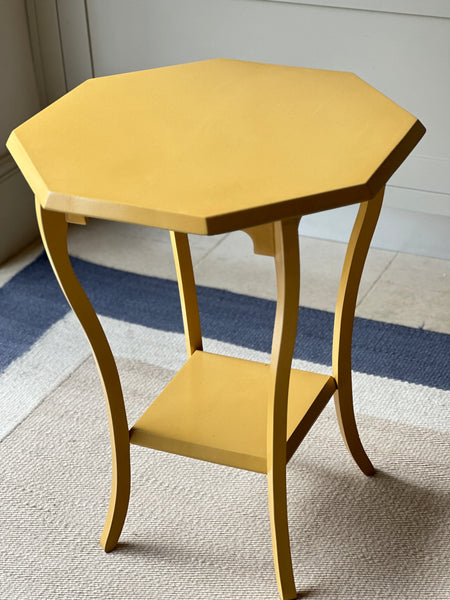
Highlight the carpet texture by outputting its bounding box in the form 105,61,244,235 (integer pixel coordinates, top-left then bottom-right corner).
1,357,449,600
1,252,449,599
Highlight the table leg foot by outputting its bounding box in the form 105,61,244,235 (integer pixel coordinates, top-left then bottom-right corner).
35,200,131,551
100,463,131,552
268,469,298,600
334,388,375,476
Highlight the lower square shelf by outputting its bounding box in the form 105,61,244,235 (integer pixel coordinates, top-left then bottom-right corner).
130,350,336,473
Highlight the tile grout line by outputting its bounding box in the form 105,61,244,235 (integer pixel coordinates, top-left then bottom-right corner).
356,250,399,308
191,233,231,269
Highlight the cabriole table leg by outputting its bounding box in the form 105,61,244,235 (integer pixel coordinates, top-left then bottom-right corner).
267,218,301,600
332,187,385,476
35,201,131,551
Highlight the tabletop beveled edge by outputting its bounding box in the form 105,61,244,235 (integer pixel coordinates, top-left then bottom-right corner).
366,118,426,198
6,104,426,237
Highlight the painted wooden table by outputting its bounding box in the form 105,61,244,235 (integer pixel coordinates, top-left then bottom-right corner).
7,59,425,600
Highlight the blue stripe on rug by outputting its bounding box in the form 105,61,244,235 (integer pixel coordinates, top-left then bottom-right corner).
1,253,449,390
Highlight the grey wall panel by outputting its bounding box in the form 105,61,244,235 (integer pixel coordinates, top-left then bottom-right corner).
0,0,41,262
0,170,38,263
26,0,67,105
0,0,41,153
57,0,94,89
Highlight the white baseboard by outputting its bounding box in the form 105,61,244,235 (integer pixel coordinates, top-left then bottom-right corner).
385,186,450,218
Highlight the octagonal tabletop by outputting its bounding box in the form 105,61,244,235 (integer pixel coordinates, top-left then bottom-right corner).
7,59,424,235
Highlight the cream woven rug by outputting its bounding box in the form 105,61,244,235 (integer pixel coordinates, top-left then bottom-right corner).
2,355,449,600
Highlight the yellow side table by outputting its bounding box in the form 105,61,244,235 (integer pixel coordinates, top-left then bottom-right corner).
7,59,425,600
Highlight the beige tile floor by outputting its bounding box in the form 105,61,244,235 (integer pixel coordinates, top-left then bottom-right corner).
60,218,450,335
2,217,448,335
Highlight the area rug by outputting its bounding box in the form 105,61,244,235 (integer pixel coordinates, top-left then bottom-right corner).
1,253,449,599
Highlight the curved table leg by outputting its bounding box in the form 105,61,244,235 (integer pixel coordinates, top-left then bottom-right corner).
36,201,130,552
267,218,300,600
332,188,384,476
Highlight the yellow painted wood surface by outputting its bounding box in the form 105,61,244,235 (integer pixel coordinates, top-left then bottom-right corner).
65,213,88,225
7,59,424,234
170,231,202,356
129,350,335,474
35,202,130,552
243,223,276,256
266,219,301,599
332,188,384,475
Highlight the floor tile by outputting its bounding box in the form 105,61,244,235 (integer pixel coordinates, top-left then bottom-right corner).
67,218,222,279
374,253,450,293
299,237,394,313
193,230,277,299
301,205,450,260
193,231,395,313
356,280,450,333
357,253,450,333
